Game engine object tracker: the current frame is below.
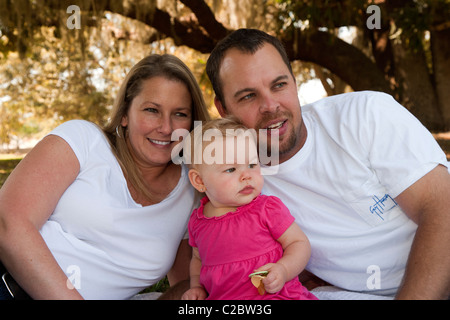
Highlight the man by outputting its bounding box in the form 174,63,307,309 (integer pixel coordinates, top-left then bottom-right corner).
205,28,450,299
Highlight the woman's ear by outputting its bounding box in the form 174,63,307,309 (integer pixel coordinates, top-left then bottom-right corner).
188,168,206,193
121,114,128,127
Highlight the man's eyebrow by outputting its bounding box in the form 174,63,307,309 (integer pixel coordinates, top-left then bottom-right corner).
233,75,290,99
271,75,289,85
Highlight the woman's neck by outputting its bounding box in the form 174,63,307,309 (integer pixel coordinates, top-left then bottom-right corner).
130,162,181,206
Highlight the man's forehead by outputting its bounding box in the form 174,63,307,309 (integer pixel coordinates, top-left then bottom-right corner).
220,48,258,78
220,43,285,70
219,44,290,93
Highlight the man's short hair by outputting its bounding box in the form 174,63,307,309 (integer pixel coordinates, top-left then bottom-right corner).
206,28,294,109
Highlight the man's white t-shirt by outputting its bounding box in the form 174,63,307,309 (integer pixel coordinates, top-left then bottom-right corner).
39,120,196,299
262,91,448,296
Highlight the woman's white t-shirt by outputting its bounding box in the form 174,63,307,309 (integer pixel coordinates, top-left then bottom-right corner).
262,91,448,296
39,120,196,299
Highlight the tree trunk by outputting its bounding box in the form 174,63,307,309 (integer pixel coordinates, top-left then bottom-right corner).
431,28,450,130
283,29,392,95
391,39,444,131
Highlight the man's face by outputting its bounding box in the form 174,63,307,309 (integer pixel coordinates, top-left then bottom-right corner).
215,43,306,163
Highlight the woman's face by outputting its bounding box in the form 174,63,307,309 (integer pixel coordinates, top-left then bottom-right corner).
121,76,193,168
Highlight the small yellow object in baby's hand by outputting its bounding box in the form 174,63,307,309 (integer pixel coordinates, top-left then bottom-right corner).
249,271,269,295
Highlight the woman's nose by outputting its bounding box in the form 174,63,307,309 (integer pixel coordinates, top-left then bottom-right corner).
158,116,173,135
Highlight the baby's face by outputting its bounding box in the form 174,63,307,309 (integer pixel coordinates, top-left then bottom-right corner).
197,134,264,209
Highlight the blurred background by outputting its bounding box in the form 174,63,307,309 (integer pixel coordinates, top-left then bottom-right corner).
0,0,449,159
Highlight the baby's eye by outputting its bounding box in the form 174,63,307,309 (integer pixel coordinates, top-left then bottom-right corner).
249,163,259,169
224,167,236,173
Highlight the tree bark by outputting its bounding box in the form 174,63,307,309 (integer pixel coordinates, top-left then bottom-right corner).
5,0,449,130
431,28,450,130
282,29,393,94
391,39,444,131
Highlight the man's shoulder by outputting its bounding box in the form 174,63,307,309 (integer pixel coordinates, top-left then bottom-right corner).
302,91,400,126
303,91,393,111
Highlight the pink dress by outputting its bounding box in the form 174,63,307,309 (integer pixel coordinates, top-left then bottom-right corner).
188,194,318,300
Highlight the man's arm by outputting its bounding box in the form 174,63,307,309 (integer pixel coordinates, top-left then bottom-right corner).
395,164,450,299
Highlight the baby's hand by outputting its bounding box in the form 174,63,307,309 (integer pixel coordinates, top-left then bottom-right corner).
181,286,208,300
256,263,288,294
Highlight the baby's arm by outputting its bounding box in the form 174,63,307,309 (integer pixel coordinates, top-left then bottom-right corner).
181,247,208,300
257,222,311,293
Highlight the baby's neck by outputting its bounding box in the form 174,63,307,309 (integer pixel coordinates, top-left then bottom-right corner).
203,201,238,218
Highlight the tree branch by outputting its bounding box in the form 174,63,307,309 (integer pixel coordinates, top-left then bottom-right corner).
282,29,392,93
180,0,229,40
107,1,216,53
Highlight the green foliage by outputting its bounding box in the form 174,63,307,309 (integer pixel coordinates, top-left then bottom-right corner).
0,0,214,147
0,25,114,145
0,158,21,187
278,0,449,51
1,0,449,142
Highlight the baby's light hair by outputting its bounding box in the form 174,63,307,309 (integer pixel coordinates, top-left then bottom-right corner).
183,116,257,169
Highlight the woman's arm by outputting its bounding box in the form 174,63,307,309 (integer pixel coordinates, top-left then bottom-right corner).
157,239,192,299
0,135,83,299
166,239,191,286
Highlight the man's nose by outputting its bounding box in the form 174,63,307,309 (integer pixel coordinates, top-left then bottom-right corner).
259,92,279,114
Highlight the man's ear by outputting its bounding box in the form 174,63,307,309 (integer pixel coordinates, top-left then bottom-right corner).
214,97,227,118
188,168,206,193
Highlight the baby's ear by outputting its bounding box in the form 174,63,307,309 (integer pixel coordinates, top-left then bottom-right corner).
188,168,206,193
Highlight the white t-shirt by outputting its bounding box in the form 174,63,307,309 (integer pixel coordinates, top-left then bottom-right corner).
39,120,196,299
262,91,448,296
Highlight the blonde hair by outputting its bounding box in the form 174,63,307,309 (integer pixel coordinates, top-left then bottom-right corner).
102,54,210,203
183,116,257,169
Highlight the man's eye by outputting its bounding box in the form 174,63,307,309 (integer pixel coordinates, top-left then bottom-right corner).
239,93,255,102
274,82,287,89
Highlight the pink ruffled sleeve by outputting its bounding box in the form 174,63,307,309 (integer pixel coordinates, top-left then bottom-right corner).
261,195,296,240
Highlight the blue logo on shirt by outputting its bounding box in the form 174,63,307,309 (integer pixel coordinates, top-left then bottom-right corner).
369,194,398,220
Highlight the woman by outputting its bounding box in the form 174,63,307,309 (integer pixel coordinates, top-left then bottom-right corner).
0,54,210,299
